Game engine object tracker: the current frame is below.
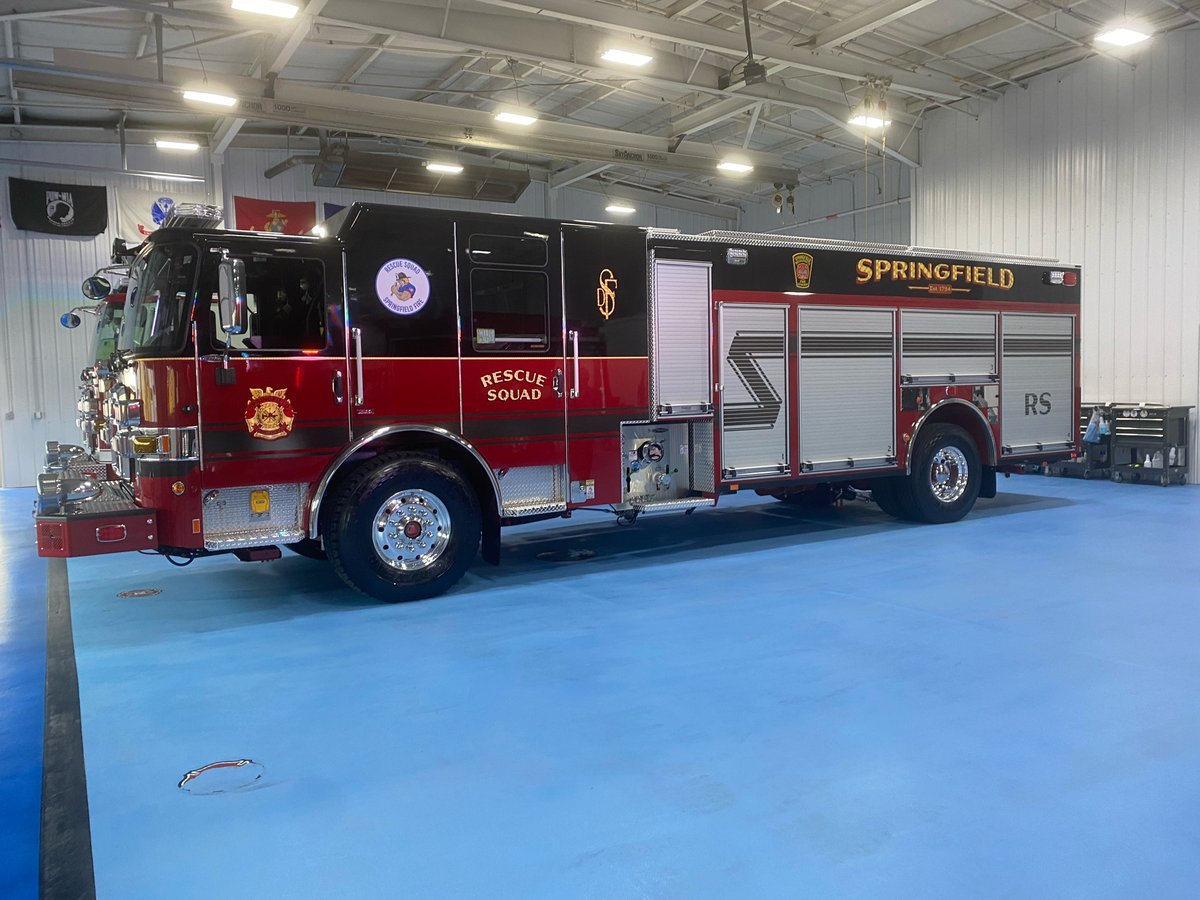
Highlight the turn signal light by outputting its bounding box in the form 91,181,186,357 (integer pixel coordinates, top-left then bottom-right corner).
132,434,158,454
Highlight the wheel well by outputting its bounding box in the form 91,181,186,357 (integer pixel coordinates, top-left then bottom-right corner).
310,429,500,540
907,399,997,472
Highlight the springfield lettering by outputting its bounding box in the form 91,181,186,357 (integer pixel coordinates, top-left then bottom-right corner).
855,258,1014,292
481,369,546,401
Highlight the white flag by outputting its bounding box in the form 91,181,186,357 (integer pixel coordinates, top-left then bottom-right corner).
115,187,206,242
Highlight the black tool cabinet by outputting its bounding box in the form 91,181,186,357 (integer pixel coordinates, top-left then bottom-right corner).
1108,404,1192,486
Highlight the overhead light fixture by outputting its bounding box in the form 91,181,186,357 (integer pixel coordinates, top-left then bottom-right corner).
717,160,754,174
426,162,464,175
156,139,200,152
495,110,538,126
230,0,299,18
605,203,636,214
182,89,237,107
1096,24,1151,46
601,48,653,67
311,225,327,237
848,76,892,130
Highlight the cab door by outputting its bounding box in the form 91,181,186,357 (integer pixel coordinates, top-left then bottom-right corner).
197,239,349,541
458,219,568,515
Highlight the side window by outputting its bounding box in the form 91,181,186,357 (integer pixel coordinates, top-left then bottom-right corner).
212,254,327,351
470,268,549,352
467,233,548,266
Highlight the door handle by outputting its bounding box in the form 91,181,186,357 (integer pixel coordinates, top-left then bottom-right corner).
352,327,364,405
332,370,344,403
552,369,564,399
568,329,580,399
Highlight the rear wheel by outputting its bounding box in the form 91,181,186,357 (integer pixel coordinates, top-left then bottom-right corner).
895,424,981,524
322,453,481,602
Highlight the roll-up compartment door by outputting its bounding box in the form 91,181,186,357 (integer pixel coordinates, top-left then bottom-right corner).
1001,314,1075,454
799,307,896,472
901,311,997,383
717,303,789,479
650,258,712,418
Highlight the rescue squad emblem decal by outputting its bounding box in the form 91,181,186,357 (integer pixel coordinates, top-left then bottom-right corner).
375,258,430,315
596,268,618,320
792,252,813,290
244,387,296,441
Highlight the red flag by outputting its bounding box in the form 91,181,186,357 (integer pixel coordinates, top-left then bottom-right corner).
233,195,316,235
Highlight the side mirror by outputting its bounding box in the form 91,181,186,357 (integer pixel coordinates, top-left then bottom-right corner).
60,312,82,329
218,258,248,336
82,275,112,301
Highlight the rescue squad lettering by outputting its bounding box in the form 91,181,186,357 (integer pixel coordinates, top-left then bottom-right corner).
855,257,1015,292
481,369,546,401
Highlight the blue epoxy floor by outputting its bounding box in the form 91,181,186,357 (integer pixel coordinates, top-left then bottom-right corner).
5,476,1200,898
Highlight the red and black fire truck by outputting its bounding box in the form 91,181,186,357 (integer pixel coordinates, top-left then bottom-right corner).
34,203,1081,601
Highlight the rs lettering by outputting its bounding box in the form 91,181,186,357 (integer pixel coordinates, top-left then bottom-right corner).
1024,392,1053,415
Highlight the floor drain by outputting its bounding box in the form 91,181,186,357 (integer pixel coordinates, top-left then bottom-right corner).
178,759,264,794
536,548,596,562
117,588,161,599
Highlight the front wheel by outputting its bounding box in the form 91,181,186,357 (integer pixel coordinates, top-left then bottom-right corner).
895,424,981,524
321,453,481,602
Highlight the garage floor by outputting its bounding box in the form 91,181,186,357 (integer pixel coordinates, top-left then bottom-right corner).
4,476,1199,899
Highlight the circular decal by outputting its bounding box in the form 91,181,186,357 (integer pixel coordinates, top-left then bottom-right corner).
375,258,430,315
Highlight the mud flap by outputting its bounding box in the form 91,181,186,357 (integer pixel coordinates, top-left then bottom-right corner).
980,465,997,499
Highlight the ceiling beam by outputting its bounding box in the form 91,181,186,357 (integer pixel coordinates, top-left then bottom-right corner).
567,178,740,221
548,161,612,188
323,0,963,100
30,53,804,182
808,0,939,50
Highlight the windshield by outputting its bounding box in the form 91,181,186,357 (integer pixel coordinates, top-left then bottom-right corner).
91,299,124,364
119,242,198,354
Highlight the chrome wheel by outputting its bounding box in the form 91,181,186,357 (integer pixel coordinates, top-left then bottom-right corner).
371,488,452,571
928,446,969,504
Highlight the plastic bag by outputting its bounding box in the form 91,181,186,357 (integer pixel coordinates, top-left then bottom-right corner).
1083,409,1102,443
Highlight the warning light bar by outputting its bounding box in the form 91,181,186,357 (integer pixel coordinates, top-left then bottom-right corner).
1042,270,1079,287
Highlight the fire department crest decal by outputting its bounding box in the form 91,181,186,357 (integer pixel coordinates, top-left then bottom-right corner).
596,268,618,320
792,252,814,290
244,387,295,441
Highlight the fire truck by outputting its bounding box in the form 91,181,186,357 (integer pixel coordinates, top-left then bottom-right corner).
34,203,1081,602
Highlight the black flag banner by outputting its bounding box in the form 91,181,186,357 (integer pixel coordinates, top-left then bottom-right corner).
8,177,108,236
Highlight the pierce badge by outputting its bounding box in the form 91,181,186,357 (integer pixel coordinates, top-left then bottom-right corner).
244,387,295,441
792,252,814,290
596,268,618,320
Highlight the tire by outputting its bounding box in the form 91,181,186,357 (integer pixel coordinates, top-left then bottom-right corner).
285,538,327,560
1112,471,1123,483
870,476,914,520
321,453,481,602
893,424,981,524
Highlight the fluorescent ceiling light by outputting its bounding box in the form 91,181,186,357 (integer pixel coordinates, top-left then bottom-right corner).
1096,26,1150,47
717,160,754,174
155,139,200,152
183,90,237,107
426,162,464,174
601,48,653,67
606,203,636,214
495,111,538,126
848,113,891,128
230,0,299,18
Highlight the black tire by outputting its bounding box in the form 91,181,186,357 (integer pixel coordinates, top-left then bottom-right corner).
870,476,913,520
285,538,327,560
893,424,981,524
321,453,481,603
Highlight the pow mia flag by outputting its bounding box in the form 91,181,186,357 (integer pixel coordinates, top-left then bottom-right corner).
8,177,108,236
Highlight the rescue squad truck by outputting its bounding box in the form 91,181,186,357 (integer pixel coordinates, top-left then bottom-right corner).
35,203,1081,602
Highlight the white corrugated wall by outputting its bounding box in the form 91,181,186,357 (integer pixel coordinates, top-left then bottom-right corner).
913,28,1200,482
0,143,213,487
